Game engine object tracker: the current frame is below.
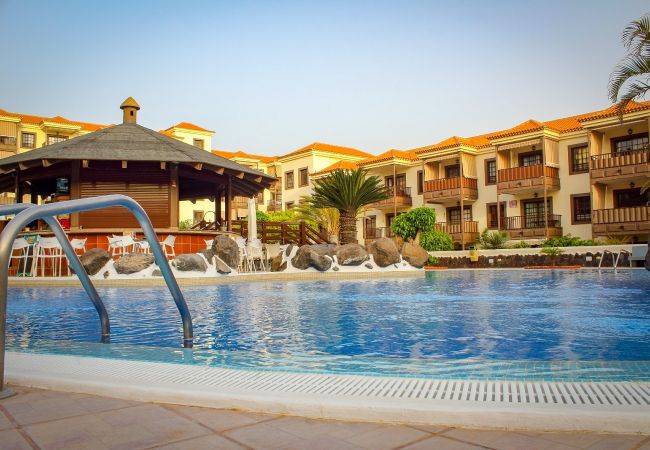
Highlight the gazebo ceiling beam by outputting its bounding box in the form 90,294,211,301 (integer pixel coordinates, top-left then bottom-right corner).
178,166,267,195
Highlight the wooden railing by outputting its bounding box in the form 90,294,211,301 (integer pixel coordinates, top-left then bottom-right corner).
497,164,559,182
424,176,477,192
231,220,328,245
590,148,649,170
266,200,283,211
435,221,479,234
505,214,561,230
364,226,394,239
592,206,649,224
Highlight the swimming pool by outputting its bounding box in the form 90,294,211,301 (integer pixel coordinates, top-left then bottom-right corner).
6,270,650,381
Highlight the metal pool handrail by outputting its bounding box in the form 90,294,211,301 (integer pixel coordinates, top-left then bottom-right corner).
0,203,111,342
0,195,194,397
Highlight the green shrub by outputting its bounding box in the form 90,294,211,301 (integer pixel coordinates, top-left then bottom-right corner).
540,246,564,257
256,210,270,222
598,235,632,245
542,234,593,247
179,219,193,230
267,210,297,222
426,256,439,266
390,207,437,241
510,240,530,248
475,229,509,249
420,229,454,251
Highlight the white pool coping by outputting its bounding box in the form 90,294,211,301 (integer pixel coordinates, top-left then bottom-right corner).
6,352,650,434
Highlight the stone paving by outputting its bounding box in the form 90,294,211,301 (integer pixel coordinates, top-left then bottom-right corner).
0,386,648,450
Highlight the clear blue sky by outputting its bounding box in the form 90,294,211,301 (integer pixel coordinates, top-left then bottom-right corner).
0,1,647,156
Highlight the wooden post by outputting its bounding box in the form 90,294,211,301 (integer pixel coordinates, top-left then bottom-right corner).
495,148,501,232
459,155,465,250
170,164,179,229
541,138,549,240
225,174,232,232
14,171,21,204
70,161,80,229
299,221,306,245
392,163,397,218
215,189,222,227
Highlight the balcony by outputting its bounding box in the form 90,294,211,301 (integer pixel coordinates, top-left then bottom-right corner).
267,200,283,212
592,206,650,236
435,221,479,245
0,136,17,155
363,226,395,240
497,165,560,195
590,148,649,184
370,187,412,211
423,177,478,204
503,214,562,240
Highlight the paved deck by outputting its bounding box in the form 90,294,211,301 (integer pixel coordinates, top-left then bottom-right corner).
1,386,649,450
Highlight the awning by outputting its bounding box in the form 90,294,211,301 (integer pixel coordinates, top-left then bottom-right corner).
497,138,541,151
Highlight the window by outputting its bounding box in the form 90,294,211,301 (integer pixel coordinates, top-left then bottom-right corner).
519,151,542,167
193,210,205,224
298,167,309,187
417,170,424,194
285,171,294,189
612,133,649,154
21,133,35,148
385,174,406,195
193,139,204,150
571,195,591,224
570,144,589,173
486,202,506,229
445,164,460,178
0,136,16,145
614,188,644,208
47,135,67,145
522,198,552,228
285,201,295,210
446,206,472,224
364,216,377,239
485,159,496,185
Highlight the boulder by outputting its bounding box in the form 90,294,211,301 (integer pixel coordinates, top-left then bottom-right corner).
291,245,332,271
367,238,401,267
336,243,368,266
310,243,337,257
171,254,207,272
400,242,429,268
285,244,296,257
198,248,215,263
270,254,286,272
212,235,240,269
79,248,111,276
332,266,340,271
114,253,155,274
364,262,374,270
152,269,162,277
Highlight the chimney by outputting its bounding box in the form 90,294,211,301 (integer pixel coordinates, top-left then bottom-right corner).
120,97,140,124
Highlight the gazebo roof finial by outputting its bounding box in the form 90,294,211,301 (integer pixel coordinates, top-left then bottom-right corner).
120,97,140,124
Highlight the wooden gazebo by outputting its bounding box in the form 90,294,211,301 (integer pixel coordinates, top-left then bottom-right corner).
0,98,275,231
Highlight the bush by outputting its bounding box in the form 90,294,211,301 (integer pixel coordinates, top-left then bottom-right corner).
475,229,509,249
541,234,593,247
510,240,530,248
420,229,454,251
390,207,437,241
267,210,297,222
179,219,193,230
426,256,439,266
255,210,270,222
540,246,564,257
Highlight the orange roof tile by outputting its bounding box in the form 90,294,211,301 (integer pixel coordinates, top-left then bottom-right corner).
0,108,107,132
487,119,549,140
412,133,493,154
577,100,650,122
167,122,214,133
159,129,178,138
358,149,419,166
280,142,372,160
311,160,358,177
211,150,278,164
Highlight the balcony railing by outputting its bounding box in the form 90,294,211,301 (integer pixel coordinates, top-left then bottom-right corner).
505,214,562,230
364,226,395,239
423,176,478,203
369,187,412,210
497,164,560,193
424,176,477,192
435,221,479,234
590,147,649,169
593,206,649,224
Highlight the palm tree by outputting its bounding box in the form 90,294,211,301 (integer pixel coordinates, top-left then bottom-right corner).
311,169,390,245
608,14,650,115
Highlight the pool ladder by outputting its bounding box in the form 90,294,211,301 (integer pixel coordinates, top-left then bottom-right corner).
598,249,631,269
0,195,194,399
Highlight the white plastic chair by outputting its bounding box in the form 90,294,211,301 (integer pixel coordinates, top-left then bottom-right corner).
107,235,136,257
264,242,282,267
161,235,176,259
67,238,87,275
235,236,252,272
247,239,266,271
204,238,214,250
34,236,65,277
10,238,36,277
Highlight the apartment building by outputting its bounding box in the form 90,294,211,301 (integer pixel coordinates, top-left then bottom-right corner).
276,142,372,210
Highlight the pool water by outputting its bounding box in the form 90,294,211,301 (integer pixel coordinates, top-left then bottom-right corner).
6,270,650,381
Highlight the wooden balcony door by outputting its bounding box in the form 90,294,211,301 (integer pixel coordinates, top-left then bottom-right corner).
446,205,472,224
487,202,506,229
614,188,645,208
522,198,551,228
385,174,406,195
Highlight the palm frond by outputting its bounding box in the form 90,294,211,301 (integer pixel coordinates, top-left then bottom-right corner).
608,54,650,103
621,14,650,56
311,169,390,212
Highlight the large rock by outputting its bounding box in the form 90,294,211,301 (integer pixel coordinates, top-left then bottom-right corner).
400,242,429,268
212,235,240,269
114,253,155,274
79,248,111,275
367,238,401,267
214,255,232,274
310,243,337,257
270,254,286,272
198,248,214,263
336,243,368,266
171,254,207,272
291,245,332,271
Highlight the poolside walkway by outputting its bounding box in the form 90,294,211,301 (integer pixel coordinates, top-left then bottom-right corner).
1,386,649,450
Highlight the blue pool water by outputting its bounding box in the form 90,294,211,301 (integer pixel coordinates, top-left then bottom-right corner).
6,270,650,381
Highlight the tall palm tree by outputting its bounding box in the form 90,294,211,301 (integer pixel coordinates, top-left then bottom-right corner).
311,169,390,245
608,14,650,115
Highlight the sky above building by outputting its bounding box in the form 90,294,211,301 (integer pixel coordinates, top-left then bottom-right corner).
0,0,648,156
